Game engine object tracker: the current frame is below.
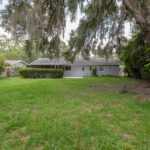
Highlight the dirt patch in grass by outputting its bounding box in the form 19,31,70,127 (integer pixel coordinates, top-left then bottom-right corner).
36,146,43,150
87,80,150,102
123,133,133,140
129,80,150,102
129,119,138,124
32,109,41,120
81,92,94,96
22,135,30,143
106,113,112,118
87,83,119,93
110,104,120,108
82,102,103,112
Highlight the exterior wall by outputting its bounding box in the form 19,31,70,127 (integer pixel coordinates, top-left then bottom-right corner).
0,67,14,77
64,65,119,77
64,65,91,77
97,65,119,76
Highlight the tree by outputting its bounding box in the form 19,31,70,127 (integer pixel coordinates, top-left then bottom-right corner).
0,55,5,75
121,32,150,79
0,35,14,51
123,0,150,45
67,0,150,60
1,0,150,59
0,0,84,58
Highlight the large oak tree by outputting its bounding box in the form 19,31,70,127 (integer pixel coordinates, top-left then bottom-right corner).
1,0,150,59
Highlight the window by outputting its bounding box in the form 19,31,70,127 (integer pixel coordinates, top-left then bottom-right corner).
99,66,104,71
90,66,92,71
65,66,71,70
82,66,84,71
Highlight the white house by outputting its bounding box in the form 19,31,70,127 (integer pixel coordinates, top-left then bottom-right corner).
1,60,27,77
28,58,121,77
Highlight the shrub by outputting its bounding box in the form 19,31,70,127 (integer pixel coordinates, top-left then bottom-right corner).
141,63,150,80
13,66,23,77
92,66,98,77
19,68,64,78
0,55,5,75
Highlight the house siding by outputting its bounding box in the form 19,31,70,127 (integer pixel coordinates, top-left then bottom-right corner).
64,65,119,77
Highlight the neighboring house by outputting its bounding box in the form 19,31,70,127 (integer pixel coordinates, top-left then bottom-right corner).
28,58,121,77
1,60,27,77
5,60,27,68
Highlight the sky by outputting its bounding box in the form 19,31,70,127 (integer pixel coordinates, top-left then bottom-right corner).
0,0,131,44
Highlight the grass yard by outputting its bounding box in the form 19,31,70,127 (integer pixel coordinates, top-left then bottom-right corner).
0,77,150,150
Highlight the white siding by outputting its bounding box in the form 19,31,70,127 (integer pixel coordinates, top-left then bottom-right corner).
64,65,119,77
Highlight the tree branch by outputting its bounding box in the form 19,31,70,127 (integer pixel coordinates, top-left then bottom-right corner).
123,0,146,29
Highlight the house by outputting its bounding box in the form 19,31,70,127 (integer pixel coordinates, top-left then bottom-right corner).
1,60,27,77
5,60,27,68
28,58,120,77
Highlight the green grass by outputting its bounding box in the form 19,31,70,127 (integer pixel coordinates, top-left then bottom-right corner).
0,77,150,150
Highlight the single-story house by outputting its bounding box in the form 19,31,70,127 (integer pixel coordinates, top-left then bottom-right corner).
28,58,121,77
1,60,27,77
5,60,27,68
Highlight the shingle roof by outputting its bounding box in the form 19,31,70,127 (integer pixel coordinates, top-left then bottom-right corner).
5,60,27,65
29,58,120,66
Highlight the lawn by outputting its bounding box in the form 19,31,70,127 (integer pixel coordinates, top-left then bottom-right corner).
0,77,150,150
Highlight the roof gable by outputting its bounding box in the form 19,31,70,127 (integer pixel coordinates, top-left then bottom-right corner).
5,60,27,65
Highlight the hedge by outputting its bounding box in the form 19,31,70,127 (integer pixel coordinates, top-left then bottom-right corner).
19,68,64,78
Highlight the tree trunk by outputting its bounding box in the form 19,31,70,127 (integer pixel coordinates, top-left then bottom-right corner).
123,0,150,46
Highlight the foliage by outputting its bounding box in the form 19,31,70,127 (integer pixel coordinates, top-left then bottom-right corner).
121,32,150,79
0,35,39,63
0,0,84,58
67,0,150,60
0,55,5,75
0,35,12,51
19,68,64,78
141,63,150,80
13,66,22,77
1,0,150,59
91,66,98,77
60,41,69,58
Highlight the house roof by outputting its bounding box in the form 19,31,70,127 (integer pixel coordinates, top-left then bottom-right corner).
29,58,121,66
5,60,27,66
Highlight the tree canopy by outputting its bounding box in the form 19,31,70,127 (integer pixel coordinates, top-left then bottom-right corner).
121,32,149,78
67,0,150,60
1,0,150,60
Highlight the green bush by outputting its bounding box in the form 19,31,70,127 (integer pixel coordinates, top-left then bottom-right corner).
19,68,64,78
141,63,150,80
0,55,5,75
121,32,150,79
92,66,98,77
13,66,23,77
